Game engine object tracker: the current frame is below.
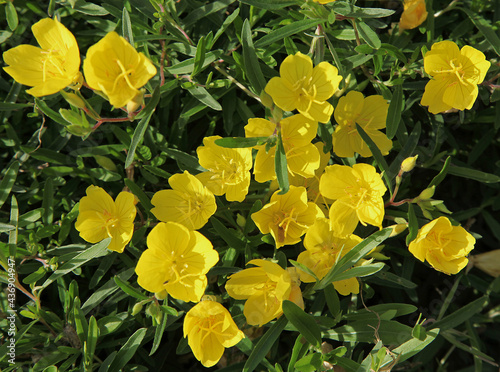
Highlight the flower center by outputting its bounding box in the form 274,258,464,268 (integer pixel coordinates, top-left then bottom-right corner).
41,49,66,82
434,58,467,86
274,207,297,242
212,154,243,185
112,59,136,93
293,76,316,100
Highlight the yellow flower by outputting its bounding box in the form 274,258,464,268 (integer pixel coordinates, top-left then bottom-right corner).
252,186,323,248
297,218,362,296
196,136,252,202
75,186,136,253
319,164,387,237
332,91,392,158
183,298,244,368
313,0,336,3
399,0,428,30
408,217,475,275
83,31,157,108
245,114,320,183
151,171,217,230
3,18,81,97
225,259,303,326
265,52,342,123
135,222,219,302
420,40,490,114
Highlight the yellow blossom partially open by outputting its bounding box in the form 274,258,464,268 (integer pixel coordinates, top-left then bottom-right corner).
75,186,136,253
319,164,387,237
3,18,81,97
225,259,303,326
408,216,475,275
252,186,323,248
151,171,217,230
245,114,320,183
420,40,490,114
196,136,252,202
135,222,219,302
83,31,156,108
399,0,428,30
265,52,342,123
332,91,392,158
298,218,362,295
184,299,244,368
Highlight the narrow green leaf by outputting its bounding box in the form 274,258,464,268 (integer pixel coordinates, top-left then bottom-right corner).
324,319,412,344
331,262,385,282
167,51,219,75
287,335,310,372
150,306,169,355
212,8,240,48
107,328,147,372
445,165,500,183
316,228,392,290
35,99,70,126
191,36,206,78
42,178,54,225
459,7,500,56
73,297,88,344
0,161,19,209
185,84,222,111
289,259,319,283
114,276,149,300
125,108,154,168
122,7,134,45
357,21,381,49
255,19,322,49
239,0,297,10
42,239,111,289
324,284,341,318
183,0,236,26
215,136,268,148
0,102,32,111
386,85,404,140
163,148,204,172
282,300,322,348
379,43,407,64
406,203,418,245
124,178,154,214
211,217,246,249
86,316,99,368
431,296,488,331
242,19,267,95
275,133,289,194
243,317,288,372
428,157,451,188
9,195,18,257
331,3,396,18
5,2,18,31
135,85,160,120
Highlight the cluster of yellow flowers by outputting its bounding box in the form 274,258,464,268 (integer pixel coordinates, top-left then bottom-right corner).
3,18,156,110
4,15,486,369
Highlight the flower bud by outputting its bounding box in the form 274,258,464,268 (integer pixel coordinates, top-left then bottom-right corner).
260,90,274,108
401,155,418,173
236,213,246,228
126,90,144,114
388,223,408,237
418,186,435,201
60,91,86,109
131,302,143,316
94,155,118,172
155,290,168,301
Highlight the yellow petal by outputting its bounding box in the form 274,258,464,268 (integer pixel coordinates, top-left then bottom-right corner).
265,76,298,112
310,62,342,101
280,52,313,86
420,79,453,114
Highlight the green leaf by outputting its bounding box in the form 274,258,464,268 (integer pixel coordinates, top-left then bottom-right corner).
242,19,267,95
0,102,32,111
331,262,385,282
212,8,240,48
430,296,488,331
459,7,500,56
167,51,219,74
344,303,417,322
192,36,206,78
324,319,412,344
215,136,268,148
380,329,439,367
386,84,404,140
444,165,500,183
275,133,289,194
243,317,288,372
114,276,150,300
5,2,18,31
282,300,322,348
255,19,322,49
239,0,298,10
211,217,247,249
106,328,147,372
379,43,407,64
183,0,236,26
357,21,381,49
185,84,222,111
287,335,311,372
163,148,203,172
85,316,100,368
42,178,54,225
124,178,154,214
0,161,19,209
315,228,393,290
406,202,418,245
331,3,396,18
35,99,68,126
125,107,154,168
41,239,111,289
150,305,169,355
122,7,134,45
428,156,451,188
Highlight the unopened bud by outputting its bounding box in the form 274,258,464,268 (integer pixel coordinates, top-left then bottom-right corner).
401,155,418,173
236,213,246,228
131,302,143,316
418,186,435,201
389,223,408,237
94,155,117,172
60,91,86,109
260,90,274,108
155,290,168,301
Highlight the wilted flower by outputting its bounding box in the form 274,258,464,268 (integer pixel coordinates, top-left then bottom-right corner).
297,218,362,295
420,40,490,114
3,18,81,97
225,259,303,326
399,0,428,30
245,114,320,183
135,222,219,302
469,250,500,278
196,136,252,202
332,91,392,158
83,31,156,108
75,186,136,253
265,52,342,123
252,186,322,248
408,216,475,275
319,164,387,237
184,298,244,368
151,171,217,230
